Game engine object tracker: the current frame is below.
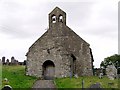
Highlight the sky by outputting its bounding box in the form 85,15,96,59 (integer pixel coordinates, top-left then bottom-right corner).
0,0,118,68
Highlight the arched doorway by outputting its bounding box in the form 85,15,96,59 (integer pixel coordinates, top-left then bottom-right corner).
42,60,55,80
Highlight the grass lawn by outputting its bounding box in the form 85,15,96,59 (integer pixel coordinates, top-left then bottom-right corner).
55,76,119,88
1,65,37,89
1,65,119,89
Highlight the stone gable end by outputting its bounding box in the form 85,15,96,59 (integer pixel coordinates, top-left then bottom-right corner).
26,7,94,79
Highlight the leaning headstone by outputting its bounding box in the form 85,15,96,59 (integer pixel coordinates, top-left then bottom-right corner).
106,65,117,80
1,85,12,90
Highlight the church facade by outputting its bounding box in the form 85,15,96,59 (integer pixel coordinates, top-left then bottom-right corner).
26,7,94,80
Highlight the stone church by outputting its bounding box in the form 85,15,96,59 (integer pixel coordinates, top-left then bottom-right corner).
26,7,94,80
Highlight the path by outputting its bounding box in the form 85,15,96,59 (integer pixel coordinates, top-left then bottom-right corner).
32,80,56,89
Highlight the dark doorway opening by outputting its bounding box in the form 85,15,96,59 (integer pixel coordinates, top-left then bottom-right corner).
42,60,55,80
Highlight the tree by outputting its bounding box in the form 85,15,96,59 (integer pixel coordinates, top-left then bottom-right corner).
100,54,120,74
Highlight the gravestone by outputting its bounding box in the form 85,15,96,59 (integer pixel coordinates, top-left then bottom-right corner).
15,60,19,65
11,56,15,65
4,78,9,83
6,59,9,65
106,65,117,80
99,73,103,79
11,57,18,65
1,85,12,90
14,60,18,65
2,57,5,65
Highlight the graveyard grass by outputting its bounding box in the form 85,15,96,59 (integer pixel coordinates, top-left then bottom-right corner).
1,65,119,88
1,65,38,88
55,76,119,88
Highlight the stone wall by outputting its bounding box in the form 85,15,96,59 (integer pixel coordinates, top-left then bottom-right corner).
26,33,71,78
26,25,93,78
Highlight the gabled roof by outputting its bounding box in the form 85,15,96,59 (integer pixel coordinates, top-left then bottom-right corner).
49,7,66,15
27,7,90,55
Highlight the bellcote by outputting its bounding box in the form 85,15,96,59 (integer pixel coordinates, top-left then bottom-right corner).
49,7,66,28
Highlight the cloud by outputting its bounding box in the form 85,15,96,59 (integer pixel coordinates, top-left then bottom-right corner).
0,0,48,39
0,0,118,68
72,1,117,38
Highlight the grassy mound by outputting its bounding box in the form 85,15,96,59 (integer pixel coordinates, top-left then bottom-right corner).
2,65,37,88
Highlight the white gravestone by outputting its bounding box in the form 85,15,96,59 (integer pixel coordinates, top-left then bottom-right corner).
99,73,103,79
106,65,117,80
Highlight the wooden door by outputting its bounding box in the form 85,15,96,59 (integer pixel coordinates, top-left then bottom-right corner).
44,65,55,80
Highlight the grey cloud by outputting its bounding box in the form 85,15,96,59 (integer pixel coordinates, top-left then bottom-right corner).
0,1,118,67
0,1,49,39
0,1,95,39
0,1,117,39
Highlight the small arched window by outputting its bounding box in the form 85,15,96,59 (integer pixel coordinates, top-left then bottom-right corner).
59,15,63,23
51,15,56,23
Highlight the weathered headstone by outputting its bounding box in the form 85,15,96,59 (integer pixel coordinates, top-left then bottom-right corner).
14,60,18,65
99,73,103,79
6,59,9,65
2,56,5,65
11,56,15,65
106,65,117,80
11,56,18,65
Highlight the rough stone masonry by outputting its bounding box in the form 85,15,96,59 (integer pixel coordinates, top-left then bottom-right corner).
26,7,94,80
